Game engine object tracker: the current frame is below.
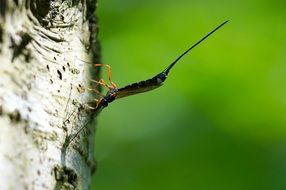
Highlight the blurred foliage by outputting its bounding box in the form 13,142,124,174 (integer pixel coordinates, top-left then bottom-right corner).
91,0,286,189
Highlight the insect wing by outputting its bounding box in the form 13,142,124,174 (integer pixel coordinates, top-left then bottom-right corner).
116,84,160,99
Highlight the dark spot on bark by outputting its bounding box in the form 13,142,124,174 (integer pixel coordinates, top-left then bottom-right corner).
72,0,80,6
40,19,49,27
0,25,3,44
57,70,62,80
29,0,50,25
9,110,21,123
37,170,41,175
72,99,77,106
46,65,49,71
54,165,78,189
62,66,65,72
24,51,31,62
76,86,80,93
24,125,29,134
0,105,2,115
70,68,80,74
54,57,56,60
27,82,32,90
10,33,32,62
27,107,32,112
0,0,6,17
13,0,18,6
67,62,70,67
57,90,60,93
49,79,53,84
50,9,57,19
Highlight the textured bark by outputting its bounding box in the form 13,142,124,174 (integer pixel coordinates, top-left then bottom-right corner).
0,0,100,189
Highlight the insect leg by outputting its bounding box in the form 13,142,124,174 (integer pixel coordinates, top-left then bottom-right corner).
93,64,117,88
82,98,101,110
90,78,112,89
85,80,105,97
76,58,117,88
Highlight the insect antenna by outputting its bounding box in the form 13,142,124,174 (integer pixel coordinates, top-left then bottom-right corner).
163,20,229,75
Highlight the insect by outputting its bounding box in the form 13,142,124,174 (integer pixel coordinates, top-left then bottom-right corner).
90,20,229,109
67,20,229,145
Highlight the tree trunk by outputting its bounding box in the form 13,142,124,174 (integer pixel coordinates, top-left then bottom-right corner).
0,0,100,189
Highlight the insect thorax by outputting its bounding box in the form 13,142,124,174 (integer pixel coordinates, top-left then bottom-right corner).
101,88,119,107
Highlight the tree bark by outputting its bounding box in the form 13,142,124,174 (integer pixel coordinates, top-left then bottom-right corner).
0,0,100,189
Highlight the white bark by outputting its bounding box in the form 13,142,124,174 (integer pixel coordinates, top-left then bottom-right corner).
0,0,99,189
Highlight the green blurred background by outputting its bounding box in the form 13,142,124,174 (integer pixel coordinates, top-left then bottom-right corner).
92,0,286,189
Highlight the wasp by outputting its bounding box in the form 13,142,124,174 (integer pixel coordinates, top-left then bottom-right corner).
91,20,228,109
68,20,229,144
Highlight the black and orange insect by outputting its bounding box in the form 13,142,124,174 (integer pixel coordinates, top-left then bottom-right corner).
89,20,228,109
67,20,228,145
